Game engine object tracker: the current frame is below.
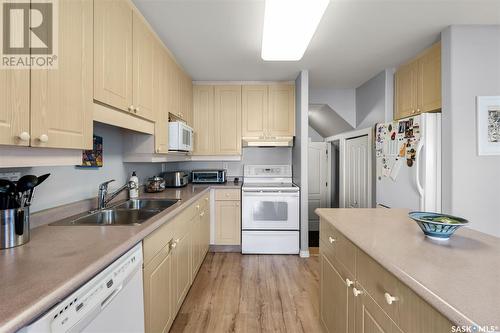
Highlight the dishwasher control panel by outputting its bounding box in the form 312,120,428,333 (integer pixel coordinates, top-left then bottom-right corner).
21,243,143,333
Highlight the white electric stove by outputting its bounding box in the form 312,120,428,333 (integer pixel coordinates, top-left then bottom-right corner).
241,165,300,254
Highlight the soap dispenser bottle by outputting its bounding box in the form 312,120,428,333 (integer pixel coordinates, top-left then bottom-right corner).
129,171,139,198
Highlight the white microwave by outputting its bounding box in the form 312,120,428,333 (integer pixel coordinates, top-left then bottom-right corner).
168,121,193,152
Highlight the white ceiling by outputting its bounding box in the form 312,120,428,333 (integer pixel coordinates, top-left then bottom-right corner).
133,0,500,89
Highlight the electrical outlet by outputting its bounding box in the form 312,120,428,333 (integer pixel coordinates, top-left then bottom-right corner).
0,172,21,181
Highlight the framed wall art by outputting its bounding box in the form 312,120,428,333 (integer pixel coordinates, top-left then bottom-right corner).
477,96,500,156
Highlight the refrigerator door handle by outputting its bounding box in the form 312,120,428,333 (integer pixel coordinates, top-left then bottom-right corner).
415,140,425,208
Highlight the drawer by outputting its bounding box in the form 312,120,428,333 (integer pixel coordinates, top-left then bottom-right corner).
357,250,401,322
320,219,356,277
357,250,453,332
143,221,174,265
215,189,240,201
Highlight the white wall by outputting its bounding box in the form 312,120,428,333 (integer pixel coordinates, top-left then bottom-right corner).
6,123,162,212
308,126,324,142
293,70,310,256
309,87,356,126
164,147,292,177
356,71,386,128
441,25,500,237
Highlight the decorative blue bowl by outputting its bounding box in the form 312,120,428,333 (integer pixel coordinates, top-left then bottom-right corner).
409,212,469,240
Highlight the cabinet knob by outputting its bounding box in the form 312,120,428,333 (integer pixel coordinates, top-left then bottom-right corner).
134,107,139,114
352,288,363,297
416,108,421,112
128,105,135,112
18,132,30,141
235,202,239,207
38,134,49,143
411,109,416,114
196,204,200,210
205,197,209,201
384,292,398,305
200,211,205,217
328,236,336,244
170,241,177,249
345,278,354,287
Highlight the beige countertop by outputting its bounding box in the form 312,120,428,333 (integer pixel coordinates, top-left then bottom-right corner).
315,208,500,329
0,183,241,333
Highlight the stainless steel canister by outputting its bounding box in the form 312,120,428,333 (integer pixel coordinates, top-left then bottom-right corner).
0,207,30,249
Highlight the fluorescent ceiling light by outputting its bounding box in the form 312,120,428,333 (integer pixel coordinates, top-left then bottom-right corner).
261,0,329,61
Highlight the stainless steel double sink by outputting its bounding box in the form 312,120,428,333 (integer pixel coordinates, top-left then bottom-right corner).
50,199,179,226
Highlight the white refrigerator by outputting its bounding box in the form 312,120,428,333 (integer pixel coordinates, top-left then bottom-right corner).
375,113,441,212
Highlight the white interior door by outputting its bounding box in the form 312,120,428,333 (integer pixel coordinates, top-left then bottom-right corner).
344,135,369,208
308,141,328,231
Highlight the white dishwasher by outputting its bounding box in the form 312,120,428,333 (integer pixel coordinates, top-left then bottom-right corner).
22,243,145,333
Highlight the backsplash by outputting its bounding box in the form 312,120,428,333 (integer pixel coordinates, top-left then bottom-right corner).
4,123,162,213
163,147,293,178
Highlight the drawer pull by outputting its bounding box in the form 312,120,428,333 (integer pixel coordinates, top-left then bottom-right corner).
352,288,363,297
328,236,336,244
345,278,354,287
384,292,398,305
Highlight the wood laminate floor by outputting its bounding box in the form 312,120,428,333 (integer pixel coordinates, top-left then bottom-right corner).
170,253,322,333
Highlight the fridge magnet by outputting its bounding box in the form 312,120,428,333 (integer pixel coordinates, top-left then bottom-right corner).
477,96,500,155
78,135,103,168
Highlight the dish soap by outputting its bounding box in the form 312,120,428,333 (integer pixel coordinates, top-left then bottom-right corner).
129,171,139,198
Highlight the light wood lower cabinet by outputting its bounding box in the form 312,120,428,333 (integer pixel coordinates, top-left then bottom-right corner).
214,189,241,245
319,219,453,333
143,194,210,333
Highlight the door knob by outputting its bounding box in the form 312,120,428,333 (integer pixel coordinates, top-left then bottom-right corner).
384,292,398,305
352,288,363,297
18,132,30,141
38,134,49,143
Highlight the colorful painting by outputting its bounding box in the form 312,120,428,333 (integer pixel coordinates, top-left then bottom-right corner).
79,135,103,167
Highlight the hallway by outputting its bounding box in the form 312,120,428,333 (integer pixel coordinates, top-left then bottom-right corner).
170,253,322,333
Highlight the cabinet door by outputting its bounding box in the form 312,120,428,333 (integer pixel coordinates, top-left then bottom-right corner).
202,201,210,255
215,200,241,245
418,42,441,113
242,85,268,138
167,62,181,119
268,84,295,137
355,286,399,333
94,0,133,112
144,249,174,333
320,254,352,333
181,73,193,125
132,13,154,120
31,0,92,149
173,232,191,312
193,85,214,154
394,61,418,120
0,70,29,146
214,85,241,155
154,45,169,154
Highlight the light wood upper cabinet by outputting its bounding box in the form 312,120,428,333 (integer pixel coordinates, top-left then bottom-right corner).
153,45,169,154
394,61,418,120
418,42,441,113
31,0,93,149
193,85,214,155
394,42,441,120
0,70,29,146
268,84,295,137
132,12,155,120
242,85,268,138
214,85,242,155
94,0,133,113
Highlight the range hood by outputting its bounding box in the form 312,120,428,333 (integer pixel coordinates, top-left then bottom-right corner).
242,137,294,147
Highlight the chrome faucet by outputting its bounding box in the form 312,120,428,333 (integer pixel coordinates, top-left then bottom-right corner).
97,179,137,210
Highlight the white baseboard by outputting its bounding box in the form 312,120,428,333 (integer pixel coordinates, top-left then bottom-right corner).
299,250,310,258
